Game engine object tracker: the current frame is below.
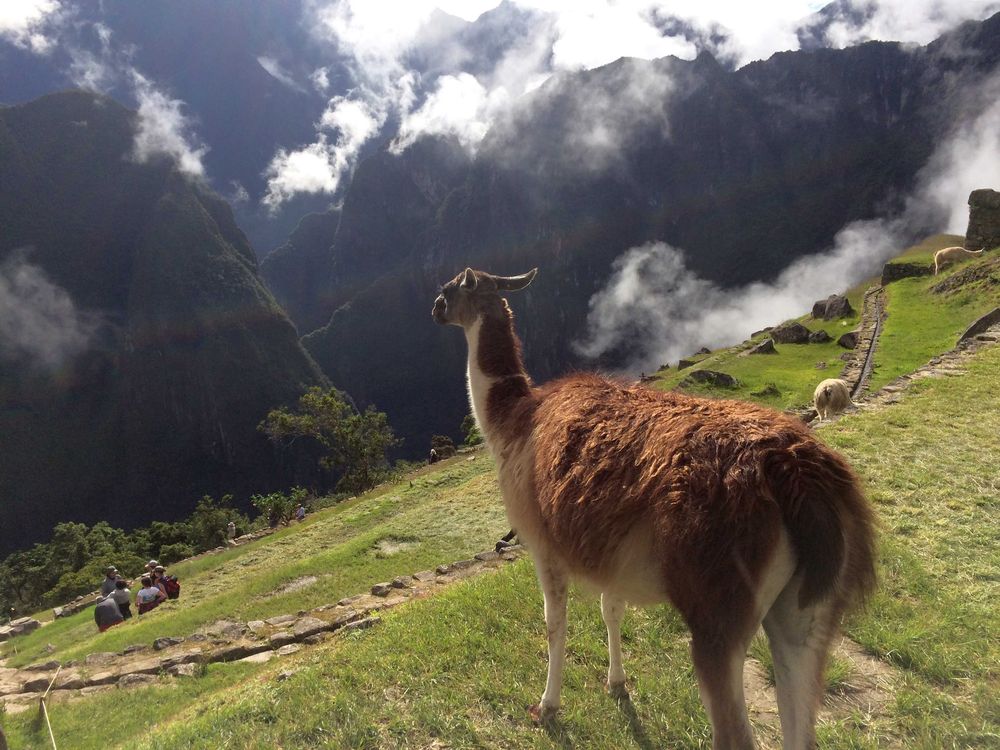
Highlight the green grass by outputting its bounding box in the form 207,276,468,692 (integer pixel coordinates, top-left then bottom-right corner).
2,453,509,668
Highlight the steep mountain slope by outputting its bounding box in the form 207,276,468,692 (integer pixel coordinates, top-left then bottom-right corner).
0,92,327,555
286,13,1000,457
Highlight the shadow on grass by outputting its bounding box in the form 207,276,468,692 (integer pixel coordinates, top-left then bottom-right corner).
614,692,656,750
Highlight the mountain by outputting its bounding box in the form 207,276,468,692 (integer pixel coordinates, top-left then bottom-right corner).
0,92,328,555
272,13,1000,459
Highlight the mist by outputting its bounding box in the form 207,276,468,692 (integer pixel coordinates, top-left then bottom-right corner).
0,251,102,370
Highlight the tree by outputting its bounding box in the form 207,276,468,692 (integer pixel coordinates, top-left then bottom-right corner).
461,413,483,446
188,494,247,552
430,434,456,459
260,387,400,495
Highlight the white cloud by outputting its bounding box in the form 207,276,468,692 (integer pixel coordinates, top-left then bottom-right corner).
818,0,1000,49
311,66,331,93
262,95,383,210
577,68,1000,373
130,72,208,179
0,250,102,370
0,0,61,53
257,55,307,92
394,73,510,152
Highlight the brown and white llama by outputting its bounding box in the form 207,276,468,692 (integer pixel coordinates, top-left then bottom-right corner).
432,268,877,750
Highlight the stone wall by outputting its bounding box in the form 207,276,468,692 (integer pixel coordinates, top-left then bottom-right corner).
966,188,1000,250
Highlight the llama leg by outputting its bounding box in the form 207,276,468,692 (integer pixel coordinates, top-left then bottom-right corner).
690,631,757,750
763,575,842,750
601,592,627,694
534,560,569,718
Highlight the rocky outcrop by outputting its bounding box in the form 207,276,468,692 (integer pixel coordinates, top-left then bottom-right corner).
0,618,41,642
966,189,1000,251
812,295,855,320
771,322,811,344
881,261,932,285
679,370,741,389
744,338,777,355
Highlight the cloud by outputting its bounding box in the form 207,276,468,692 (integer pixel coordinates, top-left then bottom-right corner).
257,55,307,92
130,71,208,179
577,68,1000,373
0,251,102,370
262,95,383,210
393,73,509,152
0,0,61,53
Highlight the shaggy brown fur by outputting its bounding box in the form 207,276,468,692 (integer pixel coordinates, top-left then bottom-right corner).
433,267,877,749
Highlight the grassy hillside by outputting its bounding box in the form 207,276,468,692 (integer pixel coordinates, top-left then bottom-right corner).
3,237,999,748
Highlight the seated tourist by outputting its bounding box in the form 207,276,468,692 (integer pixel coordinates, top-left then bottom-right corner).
93,594,123,633
136,576,166,614
110,578,132,619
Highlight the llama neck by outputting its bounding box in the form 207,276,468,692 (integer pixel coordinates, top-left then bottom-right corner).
465,305,532,443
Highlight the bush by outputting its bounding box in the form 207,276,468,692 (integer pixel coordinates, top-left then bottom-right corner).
158,542,195,565
251,490,297,527
461,413,483,446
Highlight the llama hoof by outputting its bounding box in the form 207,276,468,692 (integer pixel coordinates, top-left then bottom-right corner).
606,680,629,700
528,702,558,724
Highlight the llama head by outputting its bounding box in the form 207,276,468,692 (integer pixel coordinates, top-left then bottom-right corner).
432,267,537,327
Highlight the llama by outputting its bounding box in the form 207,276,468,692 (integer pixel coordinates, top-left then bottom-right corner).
433,267,877,749
813,378,853,420
934,246,984,275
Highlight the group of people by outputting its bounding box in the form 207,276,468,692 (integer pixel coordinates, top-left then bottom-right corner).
93,560,181,633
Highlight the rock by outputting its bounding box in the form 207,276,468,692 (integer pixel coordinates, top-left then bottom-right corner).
43,643,56,654
330,609,359,629
450,559,477,571
302,633,330,645
54,676,85,691
340,617,378,634
838,330,860,349
275,644,302,657
153,636,184,651
160,649,203,669
276,668,300,681
771,321,811,344
390,576,410,589
247,620,267,635
200,620,247,640
123,644,148,655
22,676,53,692
679,370,741,389
744,338,776,355
185,633,209,643
168,663,199,678
291,617,329,640
811,294,855,320
474,550,500,562
808,330,832,343
83,670,120,687
264,613,298,627
24,660,61,672
677,358,696,370
881,261,931,285
236,651,274,665
269,631,296,648
118,673,159,688
411,570,435,583
210,641,272,663
371,582,393,597
52,607,64,619
966,188,1000,251
696,346,711,355
337,594,365,606
750,383,781,398
958,306,1000,343
815,361,828,369
85,652,118,666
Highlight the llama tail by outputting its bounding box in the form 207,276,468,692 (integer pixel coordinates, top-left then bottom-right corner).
768,441,877,609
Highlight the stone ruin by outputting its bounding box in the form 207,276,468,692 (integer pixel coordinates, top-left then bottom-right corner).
966,188,1000,251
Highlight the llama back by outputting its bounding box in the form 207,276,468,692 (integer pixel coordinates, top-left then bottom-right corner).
530,374,875,613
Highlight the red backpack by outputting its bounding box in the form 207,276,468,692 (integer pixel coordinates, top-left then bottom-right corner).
163,576,181,600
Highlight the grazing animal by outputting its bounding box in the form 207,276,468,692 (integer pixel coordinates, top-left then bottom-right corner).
813,378,853,420
934,246,984,275
432,268,877,750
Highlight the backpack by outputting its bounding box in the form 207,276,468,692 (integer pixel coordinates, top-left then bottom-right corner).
163,575,181,600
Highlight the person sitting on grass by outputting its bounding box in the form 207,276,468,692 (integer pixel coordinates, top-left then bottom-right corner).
93,593,124,633
110,578,132,619
100,566,119,596
136,575,166,614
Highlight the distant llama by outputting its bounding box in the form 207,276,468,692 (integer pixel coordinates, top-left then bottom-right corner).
432,268,876,750
813,378,853,420
934,246,984,275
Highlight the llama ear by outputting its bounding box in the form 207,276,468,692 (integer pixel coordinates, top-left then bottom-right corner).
495,268,538,291
460,268,478,290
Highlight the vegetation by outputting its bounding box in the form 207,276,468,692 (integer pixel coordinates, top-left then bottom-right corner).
461,413,484,446
260,387,401,494
250,487,309,528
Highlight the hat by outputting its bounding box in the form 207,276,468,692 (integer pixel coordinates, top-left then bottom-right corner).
147,560,159,568
105,566,117,574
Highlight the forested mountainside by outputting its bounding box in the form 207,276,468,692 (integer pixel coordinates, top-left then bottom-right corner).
0,92,327,555
266,13,1000,457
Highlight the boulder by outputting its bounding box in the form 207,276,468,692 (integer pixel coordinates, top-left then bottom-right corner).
390,576,411,589
24,660,61,672
122,644,149,656
264,614,297,627
371,583,393,597
412,571,435,582
677,358,697,370
22,676,53,692
118,673,159,689
771,322,811,344
695,346,711,355
744,338,777,355
291,617,330,640
275,644,302,657
750,383,781,398
152,636,184,651
679,370,741,389
269,631,296,648
811,294,855,320
168,663,199,678
838,330,860,349
808,330,832,343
